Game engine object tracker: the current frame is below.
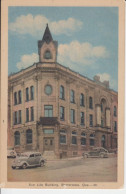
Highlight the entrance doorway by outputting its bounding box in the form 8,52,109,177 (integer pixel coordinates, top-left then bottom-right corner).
43,137,54,151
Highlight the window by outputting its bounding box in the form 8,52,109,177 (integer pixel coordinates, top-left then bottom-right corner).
31,107,34,121
26,129,32,144
89,96,93,109
60,106,65,120
70,90,75,103
72,131,77,145
80,93,84,106
81,132,86,145
60,129,66,144
30,86,34,100
44,50,52,59
114,121,117,132
43,129,54,134
101,119,104,127
44,105,53,117
90,134,95,146
60,85,65,99
101,102,103,112
14,111,17,125
14,131,20,145
71,109,75,123
89,114,93,126
14,92,17,105
80,112,85,125
26,88,29,101
18,90,22,104
45,85,52,95
114,106,117,117
26,108,29,122
18,110,22,124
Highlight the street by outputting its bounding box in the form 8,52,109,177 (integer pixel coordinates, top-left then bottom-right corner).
8,156,117,182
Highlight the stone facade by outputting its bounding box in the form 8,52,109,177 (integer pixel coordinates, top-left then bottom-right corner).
8,25,118,158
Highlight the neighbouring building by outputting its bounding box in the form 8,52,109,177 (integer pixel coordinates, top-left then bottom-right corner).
8,25,118,158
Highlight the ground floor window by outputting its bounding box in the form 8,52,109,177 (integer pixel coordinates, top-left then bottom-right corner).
26,129,32,144
60,129,66,144
14,131,20,145
72,131,77,145
90,134,95,146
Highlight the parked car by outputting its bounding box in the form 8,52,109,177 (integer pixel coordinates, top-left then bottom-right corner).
82,147,108,158
12,152,46,169
7,147,17,158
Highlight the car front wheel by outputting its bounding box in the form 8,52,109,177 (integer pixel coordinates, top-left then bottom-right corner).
40,161,44,167
22,163,27,169
12,166,16,169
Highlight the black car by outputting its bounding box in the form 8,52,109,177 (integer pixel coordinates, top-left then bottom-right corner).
82,147,108,158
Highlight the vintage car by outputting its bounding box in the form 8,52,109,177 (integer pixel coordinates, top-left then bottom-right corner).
7,147,17,158
82,147,108,158
12,152,46,169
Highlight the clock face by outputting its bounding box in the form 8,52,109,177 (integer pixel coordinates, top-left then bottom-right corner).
45,85,52,95
44,50,51,59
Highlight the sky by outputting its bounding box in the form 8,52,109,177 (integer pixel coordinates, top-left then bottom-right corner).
8,7,118,91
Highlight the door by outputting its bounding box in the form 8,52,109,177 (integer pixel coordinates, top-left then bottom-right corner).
44,137,54,151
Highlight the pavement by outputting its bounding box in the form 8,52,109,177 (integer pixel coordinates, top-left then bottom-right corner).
7,155,117,182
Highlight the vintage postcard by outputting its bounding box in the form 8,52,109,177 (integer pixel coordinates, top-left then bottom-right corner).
0,0,125,189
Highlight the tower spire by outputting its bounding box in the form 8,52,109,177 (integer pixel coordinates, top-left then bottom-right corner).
42,24,53,44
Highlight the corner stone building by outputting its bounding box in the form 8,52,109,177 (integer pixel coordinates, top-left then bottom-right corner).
8,25,118,158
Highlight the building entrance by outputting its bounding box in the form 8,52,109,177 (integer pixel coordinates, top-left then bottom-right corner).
43,137,54,151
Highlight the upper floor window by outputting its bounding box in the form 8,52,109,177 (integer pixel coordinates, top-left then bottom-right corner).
89,114,93,127
26,129,32,144
89,96,93,109
30,86,34,100
90,134,95,146
18,90,22,104
114,121,117,132
80,93,84,106
60,85,65,99
70,90,75,103
26,108,29,122
31,107,34,121
44,105,53,117
18,110,22,124
80,112,85,125
14,92,17,105
60,106,65,121
26,88,29,101
44,50,52,59
14,111,18,125
71,109,75,124
114,106,117,117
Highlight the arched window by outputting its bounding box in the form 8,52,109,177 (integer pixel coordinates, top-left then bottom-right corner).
80,93,84,106
114,106,117,117
44,50,52,59
14,131,20,146
89,96,93,109
90,133,95,146
30,86,34,100
60,85,65,99
70,90,75,103
26,129,32,144
81,132,86,145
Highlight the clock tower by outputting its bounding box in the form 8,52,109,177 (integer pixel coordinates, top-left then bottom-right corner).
38,24,58,63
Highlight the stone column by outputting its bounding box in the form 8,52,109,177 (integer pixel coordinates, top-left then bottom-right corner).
96,104,101,126
106,108,110,128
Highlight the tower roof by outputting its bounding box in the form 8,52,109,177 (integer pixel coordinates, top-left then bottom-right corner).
42,24,53,44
